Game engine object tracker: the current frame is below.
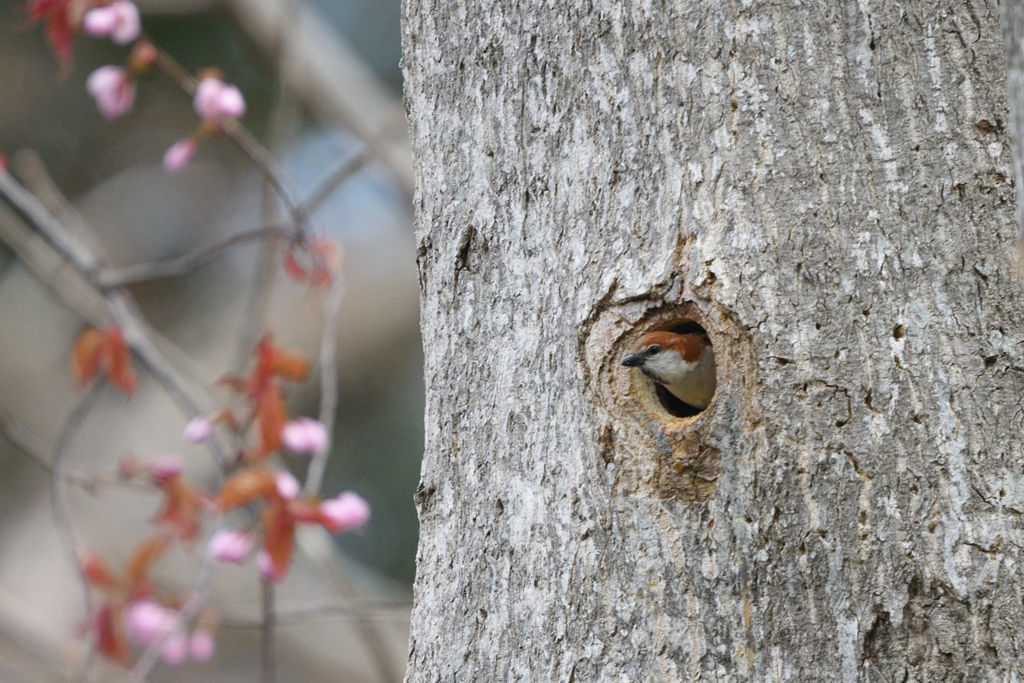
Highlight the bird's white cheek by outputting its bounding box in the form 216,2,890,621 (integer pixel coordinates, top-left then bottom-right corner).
644,353,697,385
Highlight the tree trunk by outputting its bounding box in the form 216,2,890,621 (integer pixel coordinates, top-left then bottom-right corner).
402,0,1024,680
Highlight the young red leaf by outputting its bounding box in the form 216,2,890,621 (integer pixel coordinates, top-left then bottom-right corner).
103,325,137,394
71,327,104,385
94,602,132,666
262,500,295,580
155,477,201,540
268,348,309,381
125,534,170,585
80,551,118,589
216,468,277,511
255,384,288,457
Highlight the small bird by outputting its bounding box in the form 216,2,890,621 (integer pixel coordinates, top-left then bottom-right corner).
622,330,716,410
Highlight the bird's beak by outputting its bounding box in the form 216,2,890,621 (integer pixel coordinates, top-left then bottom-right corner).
622,353,644,367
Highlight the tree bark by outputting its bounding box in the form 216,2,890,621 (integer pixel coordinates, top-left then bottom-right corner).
402,0,1024,680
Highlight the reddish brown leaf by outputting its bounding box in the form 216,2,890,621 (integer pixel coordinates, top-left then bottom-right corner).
71,328,104,385
256,384,288,456
103,326,137,395
45,7,74,68
80,551,118,589
155,477,201,540
262,501,295,579
216,468,277,511
268,348,309,381
282,238,341,288
94,602,132,666
125,534,170,585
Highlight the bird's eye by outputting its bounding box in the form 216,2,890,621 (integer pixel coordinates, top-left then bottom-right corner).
647,344,661,354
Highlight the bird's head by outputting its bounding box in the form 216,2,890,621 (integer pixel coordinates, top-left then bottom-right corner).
621,330,710,383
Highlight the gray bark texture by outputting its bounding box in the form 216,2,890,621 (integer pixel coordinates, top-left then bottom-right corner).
402,0,1024,680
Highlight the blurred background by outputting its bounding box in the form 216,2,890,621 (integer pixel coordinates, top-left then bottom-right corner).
0,0,421,679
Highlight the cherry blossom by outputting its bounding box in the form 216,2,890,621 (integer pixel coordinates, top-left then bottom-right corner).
125,600,177,645
274,470,301,500
183,416,214,443
189,629,215,661
83,0,141,45
193,77,246,120
163,137,198,173
319,492,370,534
281,417,329,455
86,66,136,120
207,529,253,564
146,455,183,481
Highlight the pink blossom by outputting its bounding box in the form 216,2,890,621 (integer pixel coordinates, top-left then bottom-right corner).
207,529,253,564
125,600,176,645
163,138,197,173
160,629,189,665
146,454,183,480
83,0,141,44
189,629,215,661
86,66,136,120
256,549,284,582
281,417,329,455
183,416,214,443
274,470,300,500
193,78,246,120
319,492,370,534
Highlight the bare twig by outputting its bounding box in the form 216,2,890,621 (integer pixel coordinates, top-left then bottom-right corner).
261,580,277,683
95,224,289,288
304,271,345,496
302,146,374,215
49,383,102,683
220,599,412,627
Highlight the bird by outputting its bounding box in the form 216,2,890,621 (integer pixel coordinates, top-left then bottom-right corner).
621,330,716,410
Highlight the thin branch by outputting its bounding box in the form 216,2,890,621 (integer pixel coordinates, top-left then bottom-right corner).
220,599,412,627
302,147,374,215
49,384,102,683
0,168,98,274
304,271,345,496
261,580,277,683
95,224,289,288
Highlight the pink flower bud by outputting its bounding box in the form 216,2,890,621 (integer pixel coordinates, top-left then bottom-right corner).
83,0,141,44
189,629,215,661
274,470,300,500
160,629,189,665
193,77,246,120
86,66,136,120
207,529,253,564
146,454,183,480
183,416,214,443
319,492,370,534
125,600,176,645
256,549,284,582
281,417,329,455
163,138,197,173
